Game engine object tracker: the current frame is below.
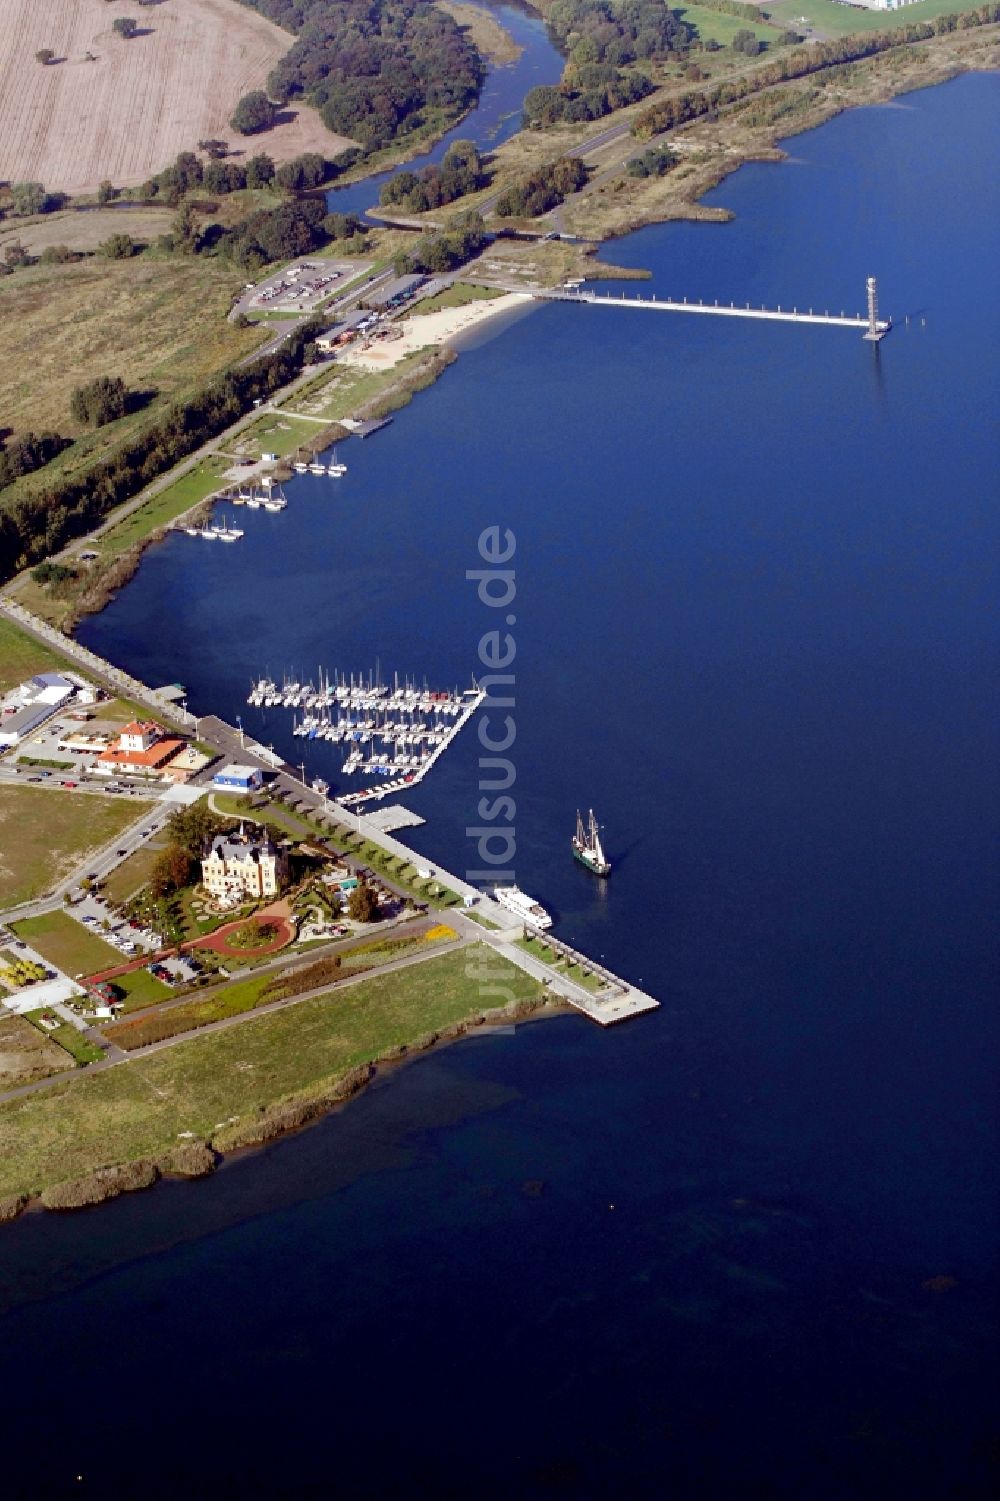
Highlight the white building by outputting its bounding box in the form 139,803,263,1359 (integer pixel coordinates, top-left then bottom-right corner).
201,824,288,903
0,672,77,747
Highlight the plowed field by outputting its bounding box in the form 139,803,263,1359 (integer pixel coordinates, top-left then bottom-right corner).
0,0,354,196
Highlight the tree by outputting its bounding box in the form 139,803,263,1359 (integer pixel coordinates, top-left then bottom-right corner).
113,18,139,39
167,803,219,859
199,138,229,160
245,153,275,189
35,49,55,65
348,880,379,923
150,846,195,899
731,28,761,56
172,202,199,254
70,375,130,427
230,90,277,136
11,181,47,216
100,233,135,260
97,179,117,204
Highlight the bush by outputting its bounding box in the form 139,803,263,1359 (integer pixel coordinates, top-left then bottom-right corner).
100,233,136,260
626,146,677,179
30,561,77,586
70,375,130,428
231,90,277,135
112,17,139,38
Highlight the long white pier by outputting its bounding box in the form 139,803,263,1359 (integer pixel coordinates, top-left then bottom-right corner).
541,273,890,340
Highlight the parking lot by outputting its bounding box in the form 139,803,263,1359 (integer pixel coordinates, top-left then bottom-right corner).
234,257,373,319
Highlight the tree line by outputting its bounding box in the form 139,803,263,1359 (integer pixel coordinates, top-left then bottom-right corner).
631,7,1000,139
380,142,485,214
393,212,489,275
494,157,588,219
234,0,484,151
0,322,323,582
523,63,654,127
0,432,71,491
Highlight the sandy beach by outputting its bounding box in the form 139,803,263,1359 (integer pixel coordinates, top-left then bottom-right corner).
338,292,534,371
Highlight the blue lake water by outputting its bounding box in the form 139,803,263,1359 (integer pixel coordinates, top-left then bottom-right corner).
326,2,565,220
7,74,998,1498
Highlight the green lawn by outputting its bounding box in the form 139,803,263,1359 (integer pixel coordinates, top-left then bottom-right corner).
102,843,165,905
96,456,233,557
0,617,80,695
0,786,154,907
0,945,544,1198
763,0,983,35
12,910,122,979
114,968,173,1012
675,4,783,44
516,934,605,993
234,412,322,459
408,283,504,317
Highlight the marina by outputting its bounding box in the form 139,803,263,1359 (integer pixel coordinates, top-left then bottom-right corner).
246,670,487,806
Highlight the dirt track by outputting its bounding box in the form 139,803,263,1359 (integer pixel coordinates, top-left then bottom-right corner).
0,0,355,195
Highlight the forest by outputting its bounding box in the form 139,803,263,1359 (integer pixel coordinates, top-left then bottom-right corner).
236,0,484,149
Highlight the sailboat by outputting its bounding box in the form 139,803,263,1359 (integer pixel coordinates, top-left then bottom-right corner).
212,514,244,542
327,448,347,477
263,485,288,512
572,808,610,877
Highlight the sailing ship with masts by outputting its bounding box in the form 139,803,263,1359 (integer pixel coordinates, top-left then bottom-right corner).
572,808,610,877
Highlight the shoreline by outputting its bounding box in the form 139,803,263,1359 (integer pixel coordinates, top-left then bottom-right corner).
14,37,995,636
556,26,999,243
0,980,565,1226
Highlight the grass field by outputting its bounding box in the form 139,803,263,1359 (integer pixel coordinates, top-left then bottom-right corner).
234,412,323,460
0,0,351,196
12,910,122,979
762,0,984,34
408,283,505,316
23,1012,104,1067
676,5,783,44
102,843,165,906
281,350,437,424
0,786,154,907
0,945,544,1198
95,456,234,557
0,256,263,444
0,617,78,694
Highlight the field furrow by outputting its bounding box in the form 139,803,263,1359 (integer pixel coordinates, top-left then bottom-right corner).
0,0,355,195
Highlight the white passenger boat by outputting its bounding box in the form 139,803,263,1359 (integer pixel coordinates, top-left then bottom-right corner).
493,885,552,930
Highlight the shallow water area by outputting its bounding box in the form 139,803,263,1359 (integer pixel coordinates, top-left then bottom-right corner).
11,73,999,1498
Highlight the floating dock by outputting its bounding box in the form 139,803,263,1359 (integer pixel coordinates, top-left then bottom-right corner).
247,670,485,807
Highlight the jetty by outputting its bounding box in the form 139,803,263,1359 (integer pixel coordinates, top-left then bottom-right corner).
540,274,890,340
